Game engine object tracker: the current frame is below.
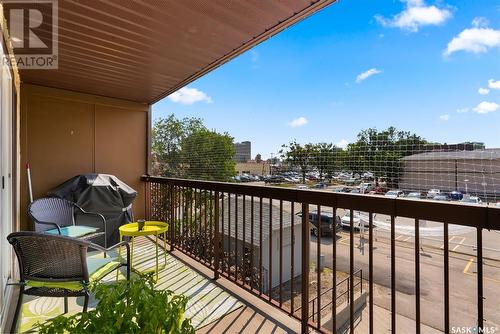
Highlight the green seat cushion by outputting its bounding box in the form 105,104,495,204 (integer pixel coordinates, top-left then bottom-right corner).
87,257,121,282
26,256,121,292
46,225,100,238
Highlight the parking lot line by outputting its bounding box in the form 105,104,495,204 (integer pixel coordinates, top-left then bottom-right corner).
340,237,351,246
402,236,413,242
440,236,466,252
463,258,474,274
441,236,456,250
452,237,466,252
462,257,500,283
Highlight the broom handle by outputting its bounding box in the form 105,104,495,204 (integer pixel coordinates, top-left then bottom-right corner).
26,162,33,203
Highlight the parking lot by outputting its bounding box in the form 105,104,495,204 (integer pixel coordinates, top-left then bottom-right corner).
310,211,500,331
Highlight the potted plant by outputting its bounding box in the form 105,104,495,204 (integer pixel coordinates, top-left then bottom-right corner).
37,275,194,334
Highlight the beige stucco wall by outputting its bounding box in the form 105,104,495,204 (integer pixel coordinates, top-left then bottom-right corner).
236,162,270,175
20,84,149,231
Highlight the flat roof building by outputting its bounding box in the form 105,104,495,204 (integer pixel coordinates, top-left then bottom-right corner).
400,149,500,200
234,141,251,163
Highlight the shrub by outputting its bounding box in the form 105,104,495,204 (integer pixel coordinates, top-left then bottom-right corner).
37,275,194,334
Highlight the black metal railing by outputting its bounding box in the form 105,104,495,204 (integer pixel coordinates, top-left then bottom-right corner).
142,175,500,334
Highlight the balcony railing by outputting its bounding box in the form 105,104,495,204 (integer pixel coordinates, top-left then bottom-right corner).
142,175,500,334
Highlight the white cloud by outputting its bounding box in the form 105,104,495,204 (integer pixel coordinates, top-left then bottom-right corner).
472,17,489,28
439,114,450,121
356,68,382,83
288,117,308,127
336,139,349,149
250,50,259,63
473,101,499,114
375,0,452,32
456,107,469,113
488,79,500,90
478,87,490,95
167,87,213,105
444,27,500,56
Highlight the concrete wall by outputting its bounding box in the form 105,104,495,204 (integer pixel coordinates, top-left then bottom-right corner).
20,84,149,231
400,159,500,196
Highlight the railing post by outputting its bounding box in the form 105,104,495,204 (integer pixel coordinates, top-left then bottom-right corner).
169,183,175,252
301,203,310,334
213,191,220,280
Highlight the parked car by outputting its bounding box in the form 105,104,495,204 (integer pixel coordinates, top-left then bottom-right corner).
362,171,374,180
369,186,388,195
433,194,449,201
385,190,404,198
297,211,340,237
350,188,361,194
406,192,423,199
313,182,327,189
344,178,358,186
450,191,464,201
265,175,285,184
296,184,308,190
332,187,348,193
359,182,374,193
340,210,373,229
427,189,441,199
461,196,482,204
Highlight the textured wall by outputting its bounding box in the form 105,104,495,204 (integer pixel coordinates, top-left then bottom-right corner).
20,84,149,231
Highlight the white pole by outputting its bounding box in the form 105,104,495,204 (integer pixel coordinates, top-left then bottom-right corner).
26,162,33,203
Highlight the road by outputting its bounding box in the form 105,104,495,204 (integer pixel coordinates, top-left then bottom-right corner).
309,212,500,332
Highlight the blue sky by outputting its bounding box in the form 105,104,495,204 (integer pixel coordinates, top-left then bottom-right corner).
153,0,500,159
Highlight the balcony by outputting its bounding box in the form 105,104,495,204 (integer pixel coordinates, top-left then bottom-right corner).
7,175,500,333
1,1,499,333
141,176,500,333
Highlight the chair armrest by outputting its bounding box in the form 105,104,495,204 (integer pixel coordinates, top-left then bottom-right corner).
34,220,62,234
90,240,129,253
74,206,106,226
74,206,106,243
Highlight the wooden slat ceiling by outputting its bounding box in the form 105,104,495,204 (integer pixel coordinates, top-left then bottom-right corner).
17,0,335,104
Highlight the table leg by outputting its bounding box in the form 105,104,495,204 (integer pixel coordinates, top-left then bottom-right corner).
131,236,134,269
155,233,159,281
164,231,167,265
116,234,122,281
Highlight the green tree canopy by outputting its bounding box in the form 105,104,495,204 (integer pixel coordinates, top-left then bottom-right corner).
279,127,428,187
152,115,204,176
152,114,236,181
181,128,236,181
280,141,318,183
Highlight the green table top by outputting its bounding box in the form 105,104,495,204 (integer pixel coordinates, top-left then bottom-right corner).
119,221,168,237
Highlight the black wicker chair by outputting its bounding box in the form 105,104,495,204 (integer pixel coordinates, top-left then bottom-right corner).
7,231,130,333
28,197,107,249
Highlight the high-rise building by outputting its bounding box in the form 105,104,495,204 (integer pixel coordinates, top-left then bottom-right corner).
234,141,251,162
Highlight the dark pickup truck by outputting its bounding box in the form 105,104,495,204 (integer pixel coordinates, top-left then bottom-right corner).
296,211,341,237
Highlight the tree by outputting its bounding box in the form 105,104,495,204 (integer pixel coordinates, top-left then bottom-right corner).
342,127,428,187
181,128,236,181
152,115,204,176
152,114,236,181
311,143,340,180
279,141,317,183
255,154,262,163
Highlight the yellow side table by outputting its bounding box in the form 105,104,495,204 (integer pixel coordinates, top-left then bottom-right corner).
118,221,168,281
